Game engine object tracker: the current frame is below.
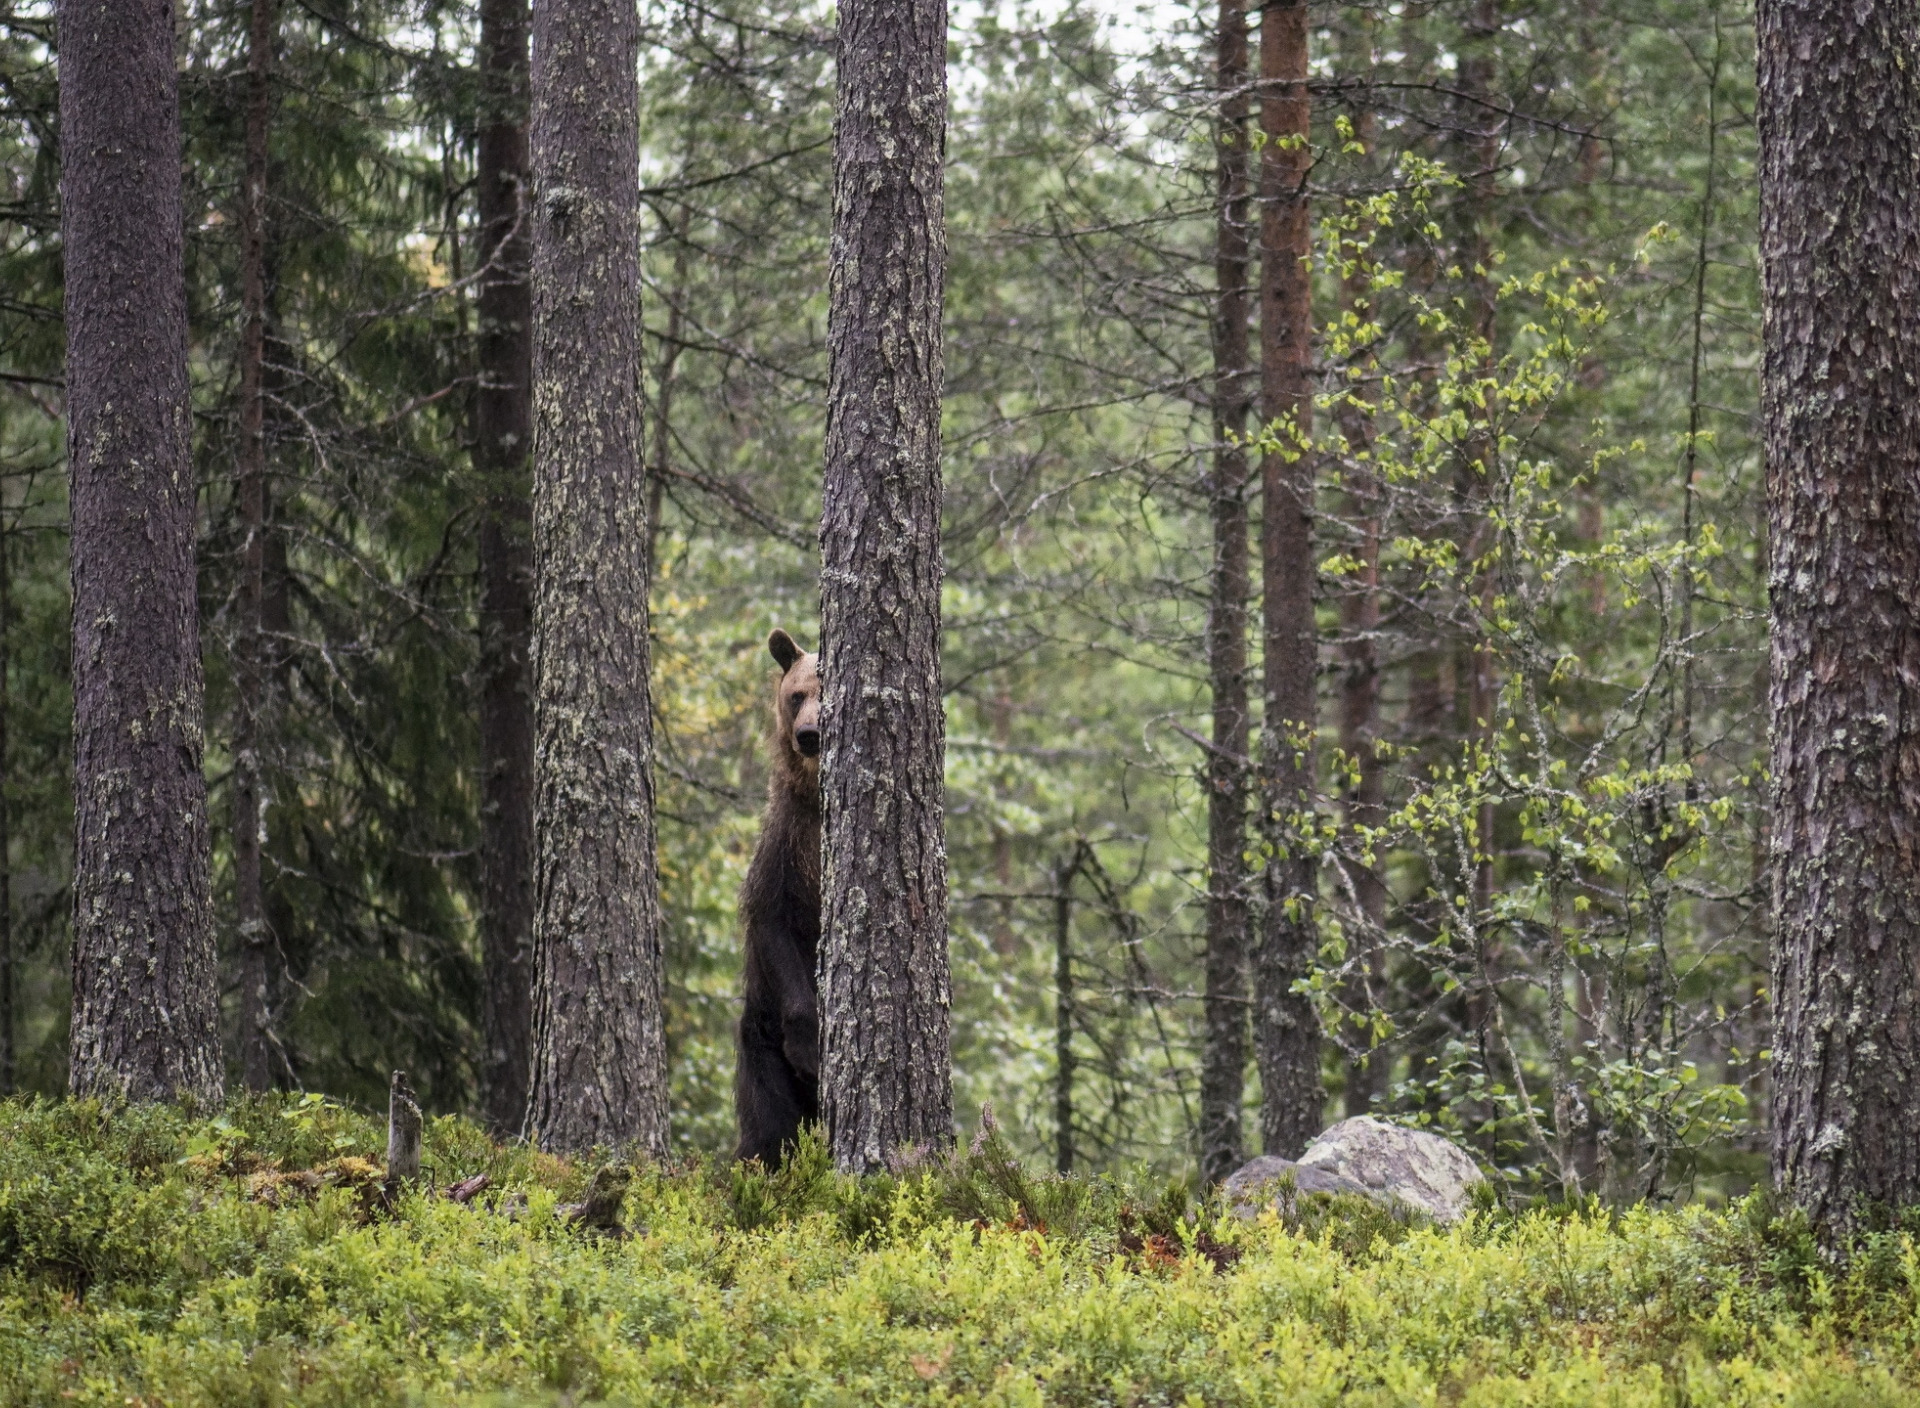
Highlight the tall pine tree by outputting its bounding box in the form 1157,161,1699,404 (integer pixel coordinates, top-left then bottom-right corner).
1254,0,1321,1157
60,0,222,1105
523,0,668,1155
1762,0,1920,1235
818,0,955,1173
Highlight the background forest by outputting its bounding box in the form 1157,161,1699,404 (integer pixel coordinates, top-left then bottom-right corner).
0,0,1761,1198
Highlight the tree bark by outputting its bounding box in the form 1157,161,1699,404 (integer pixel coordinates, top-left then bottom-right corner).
474,0,535,1140
1335,7,1385,1121
1254,0,1322,1158
1760,0,1920,1235
60,0,222,1107
818,0,954,1174
1200,0,1254,1187
235,0,277,1096
523,0,667,1156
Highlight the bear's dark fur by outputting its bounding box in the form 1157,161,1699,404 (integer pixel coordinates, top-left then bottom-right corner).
734,628,823,1166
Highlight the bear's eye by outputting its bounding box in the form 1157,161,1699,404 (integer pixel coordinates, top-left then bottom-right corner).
790,692,806,709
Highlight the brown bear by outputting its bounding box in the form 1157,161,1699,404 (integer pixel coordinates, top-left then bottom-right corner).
734,628,822,1165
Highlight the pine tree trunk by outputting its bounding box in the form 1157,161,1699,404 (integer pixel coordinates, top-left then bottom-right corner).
1760,0,1920,1235
523,0,667,1156
235,0,277,1096
1336,8,1385,1121
1254,0,1322,1158
818,0,954,1174
1200,0,1254,1187
60,0,222,1106
474,0,535,1139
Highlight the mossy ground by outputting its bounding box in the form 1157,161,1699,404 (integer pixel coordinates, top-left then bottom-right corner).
0,1096,1914,1406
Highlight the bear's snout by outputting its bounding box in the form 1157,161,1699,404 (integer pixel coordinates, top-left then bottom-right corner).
795,725,821,757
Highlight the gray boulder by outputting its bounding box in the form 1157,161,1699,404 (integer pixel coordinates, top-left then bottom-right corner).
1297,1116,1485,1223
1221,1154,1372,1209
1223,1117,1486,1224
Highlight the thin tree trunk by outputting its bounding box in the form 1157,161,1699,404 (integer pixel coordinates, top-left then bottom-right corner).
1760,0,1920,1236
0,511,11,1098
1393,0,1453,1096
1054,852,1075,1175
1254,0,1322,1158
1336,7,1385,1121
474,0,535,1139
818,0,954,1174
523,0,667,1156
1200,0,1254,1187
1461,0,1501,926
989,685,1016,955
235,0,276,1097
60,0,222,1106
1452,0,1503,1092
1679,6,1722,784
648,205,691,579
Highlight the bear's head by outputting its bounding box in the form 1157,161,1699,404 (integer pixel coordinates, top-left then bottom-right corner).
768,628,821,792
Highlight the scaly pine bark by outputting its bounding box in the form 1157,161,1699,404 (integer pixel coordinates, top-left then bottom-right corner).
818,0,955,1174
523,0,667,1155
1761,0,1920,1235
1254,0,1322,1158
60,0,222,1105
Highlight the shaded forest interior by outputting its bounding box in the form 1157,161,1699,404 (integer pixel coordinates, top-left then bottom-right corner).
0,0,1771,1201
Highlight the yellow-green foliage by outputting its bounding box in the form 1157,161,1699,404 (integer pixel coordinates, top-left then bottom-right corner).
1,1099,1916,1407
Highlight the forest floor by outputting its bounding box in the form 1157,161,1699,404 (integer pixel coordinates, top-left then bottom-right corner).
0,1097,1913,1407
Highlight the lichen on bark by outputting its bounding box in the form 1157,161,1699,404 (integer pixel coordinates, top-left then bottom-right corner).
1760,0,1920,1235
522,0,667,1157
818,0,955,1174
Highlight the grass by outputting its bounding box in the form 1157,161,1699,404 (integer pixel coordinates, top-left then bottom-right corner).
0,1096,1915,1406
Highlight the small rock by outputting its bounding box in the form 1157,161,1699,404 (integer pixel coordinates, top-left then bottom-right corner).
1297,1116,1485,1223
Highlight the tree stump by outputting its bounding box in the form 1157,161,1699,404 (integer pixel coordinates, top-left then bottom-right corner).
385,1069,422,1202
560,1164,632,1237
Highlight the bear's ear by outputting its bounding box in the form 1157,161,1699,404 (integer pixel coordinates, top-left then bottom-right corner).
768,629,802,672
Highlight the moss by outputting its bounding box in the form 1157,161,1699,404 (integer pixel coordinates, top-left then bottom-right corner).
2,1097,1919,1405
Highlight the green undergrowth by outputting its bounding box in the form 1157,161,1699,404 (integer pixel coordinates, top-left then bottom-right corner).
1,1099,1918,1405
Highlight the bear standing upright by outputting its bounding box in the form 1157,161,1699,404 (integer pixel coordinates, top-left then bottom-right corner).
734,628,822,1165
